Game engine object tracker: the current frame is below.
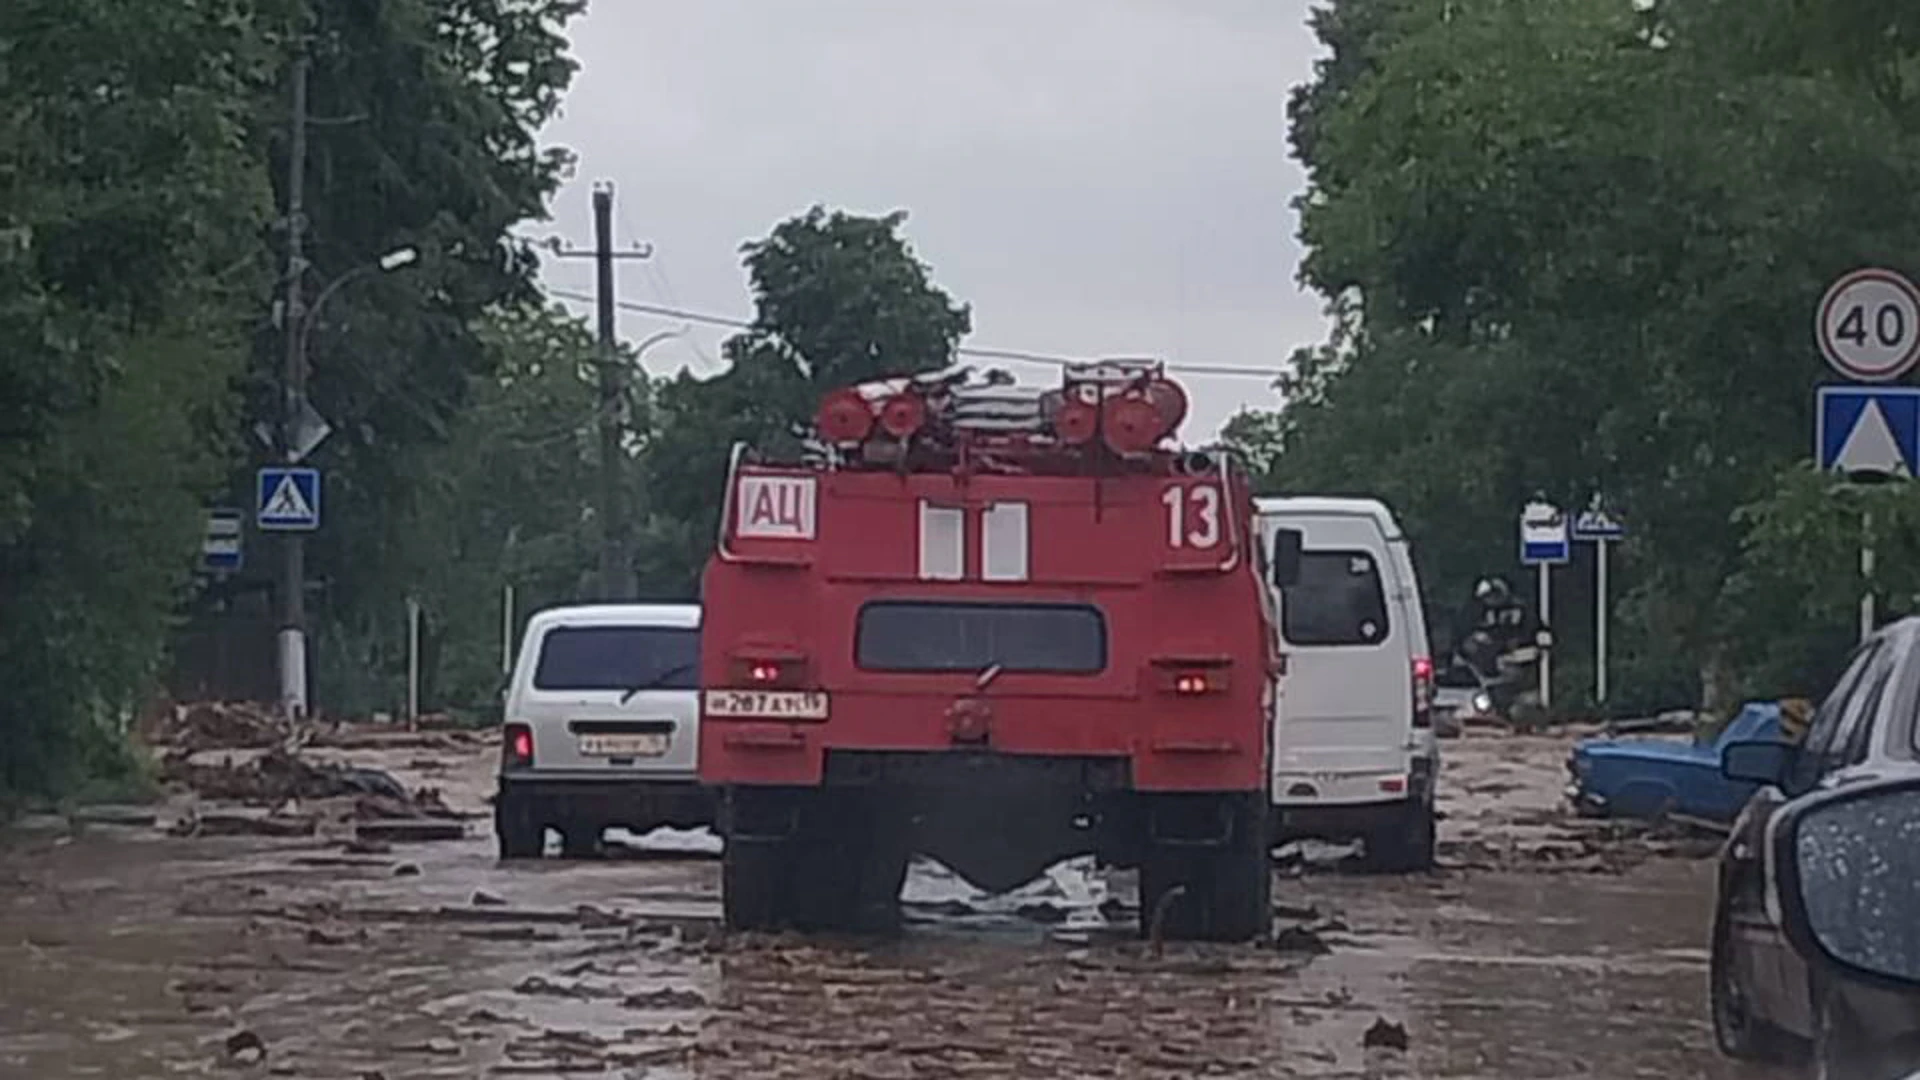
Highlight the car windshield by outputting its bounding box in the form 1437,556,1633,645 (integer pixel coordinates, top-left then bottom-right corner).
856,601,1106,673
531,624,701,692
1282,550,1390,647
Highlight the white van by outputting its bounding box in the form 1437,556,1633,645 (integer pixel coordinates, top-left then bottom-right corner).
1256,497,1438,871
492,603,712,859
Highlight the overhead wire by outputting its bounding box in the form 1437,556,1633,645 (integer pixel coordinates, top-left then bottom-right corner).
544,287,1286,381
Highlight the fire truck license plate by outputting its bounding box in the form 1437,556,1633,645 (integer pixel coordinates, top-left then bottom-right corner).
577,733,668,757
705,690,830,720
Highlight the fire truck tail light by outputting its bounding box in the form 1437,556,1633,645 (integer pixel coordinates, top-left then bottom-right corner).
1174,673,1212,695
878,392,927,439
502,723,533,768
816,388,875,444
728,649,808,688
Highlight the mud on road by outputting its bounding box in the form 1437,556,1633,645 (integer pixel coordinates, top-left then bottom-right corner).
0,727,1793,1079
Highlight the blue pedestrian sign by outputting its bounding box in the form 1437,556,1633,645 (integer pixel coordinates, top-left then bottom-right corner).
257,466,321,531
1519,500,1570,566
1816,385,1920,478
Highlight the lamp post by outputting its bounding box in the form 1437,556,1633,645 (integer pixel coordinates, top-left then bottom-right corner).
276,245,420,720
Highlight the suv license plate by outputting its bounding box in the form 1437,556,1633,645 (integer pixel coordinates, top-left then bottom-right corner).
578,733,668,757
704,690,830,719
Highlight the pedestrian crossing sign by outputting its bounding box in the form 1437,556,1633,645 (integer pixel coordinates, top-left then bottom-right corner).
257,466,321,531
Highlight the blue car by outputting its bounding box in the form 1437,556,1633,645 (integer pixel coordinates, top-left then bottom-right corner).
1566,702,1786,823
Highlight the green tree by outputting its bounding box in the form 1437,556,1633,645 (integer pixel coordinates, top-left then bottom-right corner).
247,0,585,716
1270,0,1920,712
641,207,973,593
0,0,276,796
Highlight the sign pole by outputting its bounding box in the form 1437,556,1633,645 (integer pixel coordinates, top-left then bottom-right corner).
1591,551,1606,703
1861,509,1876,642
1537,560,1552,711
406,597,421,727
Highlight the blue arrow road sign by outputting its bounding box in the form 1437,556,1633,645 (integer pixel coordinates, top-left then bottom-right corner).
1816,385,1920,477
257,467,321,531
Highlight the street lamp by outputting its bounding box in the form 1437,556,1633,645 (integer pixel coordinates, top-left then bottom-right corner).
276,244,421,721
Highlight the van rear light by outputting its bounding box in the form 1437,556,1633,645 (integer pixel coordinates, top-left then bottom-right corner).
503,723,533,768
1412,656,1434,730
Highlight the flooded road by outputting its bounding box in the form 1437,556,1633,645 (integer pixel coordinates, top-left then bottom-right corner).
0,729,1796,1079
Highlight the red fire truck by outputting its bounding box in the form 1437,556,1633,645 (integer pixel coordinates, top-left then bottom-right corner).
697,360,1299,942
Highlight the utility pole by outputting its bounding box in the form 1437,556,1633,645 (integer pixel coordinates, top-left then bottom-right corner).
546,183,651,600
278,48,312,721
592,185,627,600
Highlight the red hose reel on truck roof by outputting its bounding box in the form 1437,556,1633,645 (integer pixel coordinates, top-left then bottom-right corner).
810,359,1191,463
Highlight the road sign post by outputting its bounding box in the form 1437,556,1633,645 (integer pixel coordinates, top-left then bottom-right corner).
1519,500,1569,710
1574,505,1627,706
1815,265,1920,643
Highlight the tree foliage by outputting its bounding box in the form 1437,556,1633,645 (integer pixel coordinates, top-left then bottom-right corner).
640,207,973,593
0,0,277,795
0,0,585,796
1265,0,1920,713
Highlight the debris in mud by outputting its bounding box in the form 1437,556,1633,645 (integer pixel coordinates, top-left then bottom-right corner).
152,701,288,752
393,863,420,877
164,748,402,805
512,975,624,1000
173,809,317,838
471,889,508,907
394,1037,461,1056
1014,900,1069,924
1363,1017,1410,1051
223,1028,267,1065
623,986,707,1010
1272,925,1333,956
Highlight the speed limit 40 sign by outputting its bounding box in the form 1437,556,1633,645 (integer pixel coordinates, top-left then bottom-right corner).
1818,268,1920,382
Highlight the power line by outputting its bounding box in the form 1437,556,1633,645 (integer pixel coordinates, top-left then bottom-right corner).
545,287,1285,381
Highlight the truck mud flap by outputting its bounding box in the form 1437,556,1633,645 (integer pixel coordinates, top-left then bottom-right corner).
723,791,802,843
1146,795,1237,848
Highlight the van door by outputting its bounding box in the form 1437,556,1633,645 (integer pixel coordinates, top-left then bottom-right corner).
1272,516,1413,792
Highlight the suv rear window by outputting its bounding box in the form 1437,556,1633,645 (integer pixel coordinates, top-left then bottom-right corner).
856,601,1106,673
532,625,701,692
1282,550,1390,647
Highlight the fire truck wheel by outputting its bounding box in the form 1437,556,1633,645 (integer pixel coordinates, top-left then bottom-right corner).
493,795,544,860
558,824,601,859
723,837,798,931
1139,794,1272,944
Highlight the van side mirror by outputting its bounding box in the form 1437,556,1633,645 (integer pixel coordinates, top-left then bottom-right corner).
1721,738,1794,786
1269,528,1303,588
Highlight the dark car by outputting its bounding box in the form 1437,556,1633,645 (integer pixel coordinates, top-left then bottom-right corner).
1710,618,1920,1078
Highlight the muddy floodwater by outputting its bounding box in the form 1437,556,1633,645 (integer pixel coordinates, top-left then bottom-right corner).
0,729,1797,1079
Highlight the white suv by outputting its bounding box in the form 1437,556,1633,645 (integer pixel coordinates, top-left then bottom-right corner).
493,603,712,858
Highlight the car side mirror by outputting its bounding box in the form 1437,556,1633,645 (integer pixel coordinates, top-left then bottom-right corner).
1773,777,1920,990
1269,528,1303,588
1720,738,1794,785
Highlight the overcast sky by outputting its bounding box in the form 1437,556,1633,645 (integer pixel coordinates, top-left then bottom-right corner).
538,0,1326,440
